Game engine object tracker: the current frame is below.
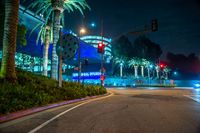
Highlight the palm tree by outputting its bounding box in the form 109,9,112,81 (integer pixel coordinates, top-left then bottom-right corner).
142,59,152,78
0,0,19,82
42,24,53,76
147,62,154,79
114,57,128,77
30,21,53,76
155,65,160,79
128,57,141,78
140,58,148,77
163,66,171,80
28,0,90,80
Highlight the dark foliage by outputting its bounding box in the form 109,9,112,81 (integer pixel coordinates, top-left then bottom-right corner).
111,35,162,62
167,52,200,73
0,70,107,115
133,36,162,61
111,35,133,58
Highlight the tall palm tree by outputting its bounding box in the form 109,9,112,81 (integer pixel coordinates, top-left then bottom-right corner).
155,65,160,79
128,57,141,78
28,0,90,80
163,66,171,80
42,24,53,76
146,61,153,78
140,58,148,77
30,21,53,76
114,57,128,77
141,59,152,78
0,0,19,82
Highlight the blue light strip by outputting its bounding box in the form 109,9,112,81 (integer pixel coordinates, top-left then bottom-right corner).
80,36,112,43
72,72,102,79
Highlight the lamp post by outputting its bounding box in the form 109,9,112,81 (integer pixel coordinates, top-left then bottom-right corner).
78,27,86,85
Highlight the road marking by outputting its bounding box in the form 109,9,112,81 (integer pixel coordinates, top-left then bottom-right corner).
184,95,200,103
28,93,113,133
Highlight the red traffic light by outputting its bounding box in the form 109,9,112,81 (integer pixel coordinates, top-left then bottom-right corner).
99,43,103,47
97,43,104,53
160,64,164,68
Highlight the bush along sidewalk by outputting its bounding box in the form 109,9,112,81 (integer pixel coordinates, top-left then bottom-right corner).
0,70,107,115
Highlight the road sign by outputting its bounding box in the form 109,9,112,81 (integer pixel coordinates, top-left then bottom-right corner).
57,33,79,60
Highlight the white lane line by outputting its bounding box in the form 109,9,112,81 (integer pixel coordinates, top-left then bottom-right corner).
184,95,200,103
28,93,113,133
28,102,88,133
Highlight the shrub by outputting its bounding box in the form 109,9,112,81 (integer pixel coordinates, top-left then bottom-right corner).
0,70,107,115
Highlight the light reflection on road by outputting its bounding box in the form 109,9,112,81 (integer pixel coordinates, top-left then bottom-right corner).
108,87,200,103
183,89,200,103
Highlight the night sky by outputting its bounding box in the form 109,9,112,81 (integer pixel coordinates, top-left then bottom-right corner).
64,0,200,58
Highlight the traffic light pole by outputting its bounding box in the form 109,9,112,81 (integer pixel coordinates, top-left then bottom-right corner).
78,39,81,86
101,52,104,87
112,19,158,40
100,19,104,87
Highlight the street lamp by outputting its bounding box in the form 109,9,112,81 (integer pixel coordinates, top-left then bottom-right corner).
90,22,96,28
78,27,87,85
80,27,86,35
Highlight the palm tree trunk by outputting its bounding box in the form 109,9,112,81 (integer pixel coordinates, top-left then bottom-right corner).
120,64,123,78
156,70,159,79
51,9,61,80
165,72,168,80
134,66,138,78
141,66,144,77
43,26,50,76
0,0,19,82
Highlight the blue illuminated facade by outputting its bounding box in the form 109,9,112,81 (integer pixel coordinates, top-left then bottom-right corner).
13,6,111,80
80,35,112,63
16,5,103,66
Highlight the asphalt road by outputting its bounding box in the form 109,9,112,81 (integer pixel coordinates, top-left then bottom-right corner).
1,88,200,133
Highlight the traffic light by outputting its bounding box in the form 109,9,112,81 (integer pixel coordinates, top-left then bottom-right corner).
151,19,158,32
97,43,104,53
160,64,164,69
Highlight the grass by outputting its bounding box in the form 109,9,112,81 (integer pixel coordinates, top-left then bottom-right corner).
0,70,107,115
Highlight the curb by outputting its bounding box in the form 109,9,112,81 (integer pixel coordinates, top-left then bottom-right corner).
0,93,111,123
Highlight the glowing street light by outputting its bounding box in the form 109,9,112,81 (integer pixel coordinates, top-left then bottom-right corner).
149,64,154,69
173,71,178,75
80,27,86,35
91,22,96,28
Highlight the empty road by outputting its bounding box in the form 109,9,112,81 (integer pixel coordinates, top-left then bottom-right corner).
1,88,200,133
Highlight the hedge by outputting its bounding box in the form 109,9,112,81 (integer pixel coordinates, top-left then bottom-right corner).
0,70,107,115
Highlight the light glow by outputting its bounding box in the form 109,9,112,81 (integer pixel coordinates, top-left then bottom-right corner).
80,28,86,35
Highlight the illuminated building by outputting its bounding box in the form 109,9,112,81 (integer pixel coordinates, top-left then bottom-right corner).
80,35,112,63
0,5,112,78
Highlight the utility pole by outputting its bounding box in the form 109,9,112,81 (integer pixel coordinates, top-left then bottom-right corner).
100,19,104,87
78,27,86,86
78,38,81,85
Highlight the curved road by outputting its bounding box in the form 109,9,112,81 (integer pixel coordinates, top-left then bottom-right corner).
1,88,200,133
